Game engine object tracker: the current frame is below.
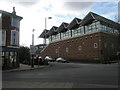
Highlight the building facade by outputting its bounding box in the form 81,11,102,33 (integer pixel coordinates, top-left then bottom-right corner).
39,12,120,63
0,7,23,69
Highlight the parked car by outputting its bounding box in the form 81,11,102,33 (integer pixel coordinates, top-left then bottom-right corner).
22,60,29,64
56,58,69,63
44,56,56,62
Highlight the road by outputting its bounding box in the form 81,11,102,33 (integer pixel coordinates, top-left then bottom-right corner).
2,62,118,88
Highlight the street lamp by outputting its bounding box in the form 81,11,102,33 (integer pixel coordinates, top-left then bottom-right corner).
44,17,52,44
31,29,35,68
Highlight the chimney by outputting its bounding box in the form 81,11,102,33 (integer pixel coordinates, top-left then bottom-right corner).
12,7,16,15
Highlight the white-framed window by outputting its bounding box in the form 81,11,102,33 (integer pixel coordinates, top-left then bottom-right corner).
94,43,98,48
11,30,19,46
66,47,69,53
78,45,82,51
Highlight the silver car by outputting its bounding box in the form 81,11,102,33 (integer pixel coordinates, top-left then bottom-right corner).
56,58,69,63
45,56,56,62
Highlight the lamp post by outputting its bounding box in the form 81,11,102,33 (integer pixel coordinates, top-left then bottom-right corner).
31,29,35,68
32,29,35,46
44,17,52,44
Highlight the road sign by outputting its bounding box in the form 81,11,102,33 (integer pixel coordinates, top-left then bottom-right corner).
30,45,36,55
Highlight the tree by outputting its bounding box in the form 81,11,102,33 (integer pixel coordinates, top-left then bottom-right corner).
19,46,30,64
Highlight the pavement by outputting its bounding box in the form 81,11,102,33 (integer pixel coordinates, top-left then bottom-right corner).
2,61,119,73
2,64,51,72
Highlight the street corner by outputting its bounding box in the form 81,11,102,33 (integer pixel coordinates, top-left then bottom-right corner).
2,64,51,73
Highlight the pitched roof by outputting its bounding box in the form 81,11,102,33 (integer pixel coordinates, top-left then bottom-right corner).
39,12,120,38
80,12,94,26
80,12,120,29
39,29,49,38
47,26,58,36
67,17,82,30
56,22,69,33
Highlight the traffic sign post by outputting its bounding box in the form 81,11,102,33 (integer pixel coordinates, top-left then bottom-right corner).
30,45,36,68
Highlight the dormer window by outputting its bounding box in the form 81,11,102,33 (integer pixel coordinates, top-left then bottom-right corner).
11,17,20,28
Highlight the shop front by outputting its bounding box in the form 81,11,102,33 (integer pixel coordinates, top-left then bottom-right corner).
2,47,19,69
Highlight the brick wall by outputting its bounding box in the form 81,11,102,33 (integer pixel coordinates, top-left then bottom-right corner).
100,32,119,60
40,32,119,62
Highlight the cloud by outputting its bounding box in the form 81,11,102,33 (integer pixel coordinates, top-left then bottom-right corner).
2,0,41,7
90,2,118,21
103,12,118,21
63,0,119,2
91,2,117,14
15,0,40,7
64,2,94,11
18,2,38,7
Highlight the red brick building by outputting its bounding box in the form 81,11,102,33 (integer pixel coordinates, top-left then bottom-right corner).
0,7,23,69
39,12,120,63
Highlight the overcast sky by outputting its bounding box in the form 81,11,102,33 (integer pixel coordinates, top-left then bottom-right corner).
0,0,119,47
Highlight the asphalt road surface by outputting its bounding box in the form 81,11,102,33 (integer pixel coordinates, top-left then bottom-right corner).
2,62,119,88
